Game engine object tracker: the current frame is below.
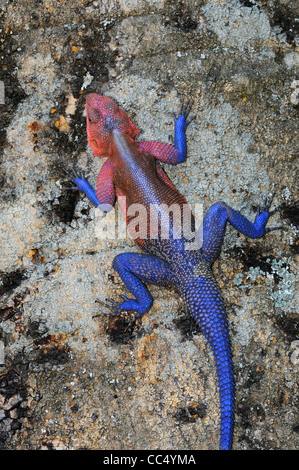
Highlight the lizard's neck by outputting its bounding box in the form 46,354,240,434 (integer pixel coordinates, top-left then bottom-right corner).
110,129,137,167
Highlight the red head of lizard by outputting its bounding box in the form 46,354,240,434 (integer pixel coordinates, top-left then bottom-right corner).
85,93,140,157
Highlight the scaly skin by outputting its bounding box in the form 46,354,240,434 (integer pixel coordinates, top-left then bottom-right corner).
69,93,279,450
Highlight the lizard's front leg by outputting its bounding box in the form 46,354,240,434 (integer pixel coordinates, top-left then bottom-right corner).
67,159,116,212
137,99,195,165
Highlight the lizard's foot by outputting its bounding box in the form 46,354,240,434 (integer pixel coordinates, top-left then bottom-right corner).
255,193,282,235
61,166,100,207
60,166,84,189
62,167,92,193
257,193,277,215
96,295,149,321
173,98,195,127
180,98,195,124
96,296,128,315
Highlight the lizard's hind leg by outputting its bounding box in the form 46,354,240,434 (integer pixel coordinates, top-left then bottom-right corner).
200,196,280,264
100,253,174,320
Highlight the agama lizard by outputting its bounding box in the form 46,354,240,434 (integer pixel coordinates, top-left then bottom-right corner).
67,93,279,450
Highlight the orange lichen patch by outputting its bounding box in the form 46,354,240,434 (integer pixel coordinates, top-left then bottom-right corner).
28,248,38,258
28,121,41,133
35,333,68,352
28,248,46,264
136,333,160,368
49,333,68,345
28,121,41,151
28,248,46,263
72,45,80,52
55,115,71,132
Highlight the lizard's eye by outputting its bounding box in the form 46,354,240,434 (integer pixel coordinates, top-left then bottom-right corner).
92,139,98,148
89,108,101,122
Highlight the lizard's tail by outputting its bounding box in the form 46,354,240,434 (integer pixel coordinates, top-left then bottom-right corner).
181,277,235,450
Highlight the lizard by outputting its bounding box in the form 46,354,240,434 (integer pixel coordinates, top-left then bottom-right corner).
67,92,279,450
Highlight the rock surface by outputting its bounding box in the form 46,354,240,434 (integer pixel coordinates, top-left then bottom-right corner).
0,0,298,450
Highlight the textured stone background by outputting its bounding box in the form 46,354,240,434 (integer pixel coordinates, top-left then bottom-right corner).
0,0,298,450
